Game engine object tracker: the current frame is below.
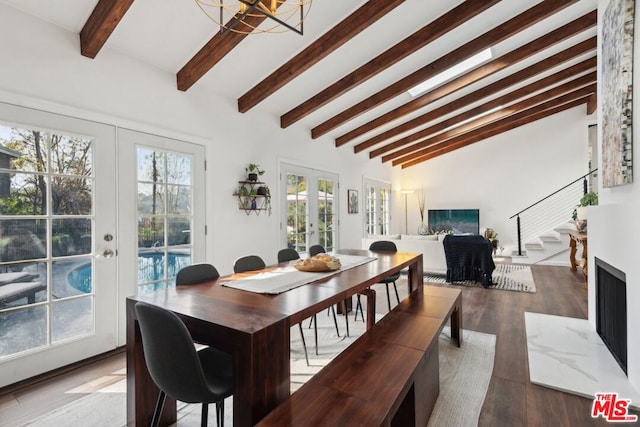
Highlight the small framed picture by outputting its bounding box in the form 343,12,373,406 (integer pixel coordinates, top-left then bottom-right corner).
348,189,358,214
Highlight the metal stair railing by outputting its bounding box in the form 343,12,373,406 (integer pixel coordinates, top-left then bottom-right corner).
509,169,598,256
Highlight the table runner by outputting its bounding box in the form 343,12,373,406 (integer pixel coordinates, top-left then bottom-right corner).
220,254,376,294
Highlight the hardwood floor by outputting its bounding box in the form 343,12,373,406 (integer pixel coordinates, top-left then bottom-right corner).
0,265,636,426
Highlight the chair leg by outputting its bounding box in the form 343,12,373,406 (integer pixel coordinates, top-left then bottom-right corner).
342,300,350,337
393,281,400,305
313,314,319,355
298,323,310,366
330,305,340,337
216,400,224,427
201,402,208,427
354,294,364,322
151,391,166,427
385,284,392,312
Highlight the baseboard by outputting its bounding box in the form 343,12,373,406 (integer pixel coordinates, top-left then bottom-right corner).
535,260,571,267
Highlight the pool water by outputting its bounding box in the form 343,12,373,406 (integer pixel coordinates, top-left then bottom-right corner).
68,252,191,293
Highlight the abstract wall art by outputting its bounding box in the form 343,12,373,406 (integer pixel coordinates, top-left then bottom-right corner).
602,0,635,187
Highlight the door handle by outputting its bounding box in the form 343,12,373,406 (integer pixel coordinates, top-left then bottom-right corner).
98,249,115,258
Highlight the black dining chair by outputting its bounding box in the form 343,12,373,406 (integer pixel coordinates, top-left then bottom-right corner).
135,301,233,427
233,255,266,273
176,263,220,286
277,248,300,263
362,240,401,313
309,244,326,257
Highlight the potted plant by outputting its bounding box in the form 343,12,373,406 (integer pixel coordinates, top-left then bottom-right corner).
572,191,598,233
417,188,427,235
484,228,499,252
245,163,265,182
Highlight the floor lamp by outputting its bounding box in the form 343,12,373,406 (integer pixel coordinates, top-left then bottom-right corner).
400,190,414,234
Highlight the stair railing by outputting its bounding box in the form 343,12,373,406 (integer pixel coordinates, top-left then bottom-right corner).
509,169,598,256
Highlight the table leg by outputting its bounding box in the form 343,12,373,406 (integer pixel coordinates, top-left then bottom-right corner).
233,319,291,426
450,295,463,348
361,288,376,330
407,254,424,293
569,237,577,272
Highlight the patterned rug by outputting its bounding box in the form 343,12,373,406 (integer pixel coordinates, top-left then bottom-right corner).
424,263,536,293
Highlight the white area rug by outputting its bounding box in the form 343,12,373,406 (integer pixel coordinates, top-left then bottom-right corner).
18,314,496,427
425,263,537,293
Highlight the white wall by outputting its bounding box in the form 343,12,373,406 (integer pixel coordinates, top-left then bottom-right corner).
0,4,391,275
393,107,589,252
588,0,640,391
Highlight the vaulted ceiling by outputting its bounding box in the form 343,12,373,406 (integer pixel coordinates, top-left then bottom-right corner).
0,0,598,168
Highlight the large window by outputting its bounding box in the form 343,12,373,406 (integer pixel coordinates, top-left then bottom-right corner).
364,179,391,236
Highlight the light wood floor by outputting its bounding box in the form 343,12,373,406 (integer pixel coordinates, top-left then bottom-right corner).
1,265,637,425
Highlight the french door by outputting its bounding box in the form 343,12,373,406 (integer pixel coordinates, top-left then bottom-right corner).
280,163,339,254
0,103,117,387
116,129,205,345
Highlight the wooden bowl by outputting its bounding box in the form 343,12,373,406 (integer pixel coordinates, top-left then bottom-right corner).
292,257,341,272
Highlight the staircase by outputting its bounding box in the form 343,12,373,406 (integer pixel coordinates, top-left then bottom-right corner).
511,221,576,266
509,170,597,265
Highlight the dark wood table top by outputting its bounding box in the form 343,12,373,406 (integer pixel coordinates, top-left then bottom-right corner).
128,249,422,332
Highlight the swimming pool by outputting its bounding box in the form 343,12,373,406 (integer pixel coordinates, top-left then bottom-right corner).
68,252,191,293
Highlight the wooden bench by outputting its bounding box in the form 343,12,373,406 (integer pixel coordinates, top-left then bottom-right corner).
257,285,462,427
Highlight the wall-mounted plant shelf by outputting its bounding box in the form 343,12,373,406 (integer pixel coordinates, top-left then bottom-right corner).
234,180,271,215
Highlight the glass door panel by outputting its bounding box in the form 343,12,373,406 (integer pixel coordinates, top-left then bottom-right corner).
0,103,117,387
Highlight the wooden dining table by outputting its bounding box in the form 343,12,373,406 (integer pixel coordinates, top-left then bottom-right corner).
125,249,424,426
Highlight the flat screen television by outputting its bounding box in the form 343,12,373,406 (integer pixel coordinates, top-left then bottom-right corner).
427,209,480,235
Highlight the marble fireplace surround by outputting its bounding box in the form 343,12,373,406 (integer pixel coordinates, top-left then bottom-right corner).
527,204,640,408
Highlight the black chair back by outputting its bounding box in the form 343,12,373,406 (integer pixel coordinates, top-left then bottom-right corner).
233,255,266,273
369,240,398,252
135,302,215,403
176,263,220,286
309,245,326,256
278,248,300,263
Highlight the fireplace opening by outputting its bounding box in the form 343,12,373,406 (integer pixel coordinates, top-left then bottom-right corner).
595,257,627,375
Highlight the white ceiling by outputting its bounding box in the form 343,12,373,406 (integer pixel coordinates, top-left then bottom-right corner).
0,0,598,149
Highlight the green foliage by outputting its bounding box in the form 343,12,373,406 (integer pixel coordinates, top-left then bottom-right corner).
571,191,598,220
245,163,265,177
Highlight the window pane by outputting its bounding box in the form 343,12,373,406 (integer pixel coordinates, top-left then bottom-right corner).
55,259,92,299
0,261,47,309
49,135,92,176
0,172,47,215
0,126,48,173
51,297,93,343
138,183,165,215
137,148,166,184
52,218,92,257
0,219,47,262
138,217,165,248
167,217,190,246
0,305,48,357
51,177,92,215
166,153,191,185
166,185,190,215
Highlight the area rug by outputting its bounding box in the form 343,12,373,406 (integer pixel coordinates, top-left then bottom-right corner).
424,263,536,293
17,315,496,427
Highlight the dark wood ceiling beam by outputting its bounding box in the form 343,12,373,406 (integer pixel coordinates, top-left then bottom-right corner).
587,93,597,114
334,10,596,146
370,66,596,159
401,98,588,168
353,39,597,153
236,0,407,113
278,0,500,127
177,0,281,92
311,0,581,139
381,78,595,163
392,86,595,166
80,0,134,58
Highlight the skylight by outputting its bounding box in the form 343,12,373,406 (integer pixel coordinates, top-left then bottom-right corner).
408,48,493,97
